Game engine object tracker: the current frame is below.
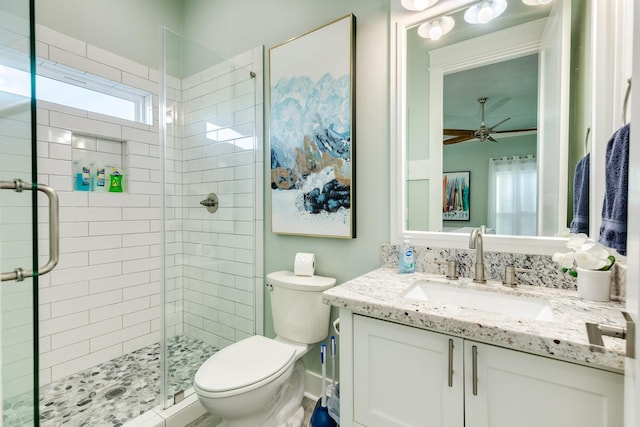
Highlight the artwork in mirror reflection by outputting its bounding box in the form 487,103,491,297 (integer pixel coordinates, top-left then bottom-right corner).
442,171,470,221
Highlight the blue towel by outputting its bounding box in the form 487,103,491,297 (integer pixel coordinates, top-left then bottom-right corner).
598,123,630,255
570,153,590,234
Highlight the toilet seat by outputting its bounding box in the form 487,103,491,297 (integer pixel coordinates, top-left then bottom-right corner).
194,335,296,398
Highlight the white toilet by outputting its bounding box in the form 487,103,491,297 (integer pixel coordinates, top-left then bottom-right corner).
194,271,336,427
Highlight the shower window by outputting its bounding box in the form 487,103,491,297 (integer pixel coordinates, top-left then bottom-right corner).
0,60,152,124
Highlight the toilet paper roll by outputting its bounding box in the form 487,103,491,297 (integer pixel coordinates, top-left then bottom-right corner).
294,252,316,276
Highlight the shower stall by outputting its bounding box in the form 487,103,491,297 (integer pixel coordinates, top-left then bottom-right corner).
0,3,263,424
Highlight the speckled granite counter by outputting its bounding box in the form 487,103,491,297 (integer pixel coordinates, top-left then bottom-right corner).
323,268,627,373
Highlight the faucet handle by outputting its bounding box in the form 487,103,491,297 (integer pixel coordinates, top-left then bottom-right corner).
503,266,534,287
436,260,458,280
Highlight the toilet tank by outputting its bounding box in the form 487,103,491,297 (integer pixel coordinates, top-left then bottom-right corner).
266,271,336,344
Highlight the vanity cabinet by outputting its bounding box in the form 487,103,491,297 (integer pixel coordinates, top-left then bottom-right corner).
348,314,623,427
352,313,464,427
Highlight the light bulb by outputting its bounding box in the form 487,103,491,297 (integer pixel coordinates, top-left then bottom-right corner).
477,3,494,23
428,23,443,40
401,0,431,11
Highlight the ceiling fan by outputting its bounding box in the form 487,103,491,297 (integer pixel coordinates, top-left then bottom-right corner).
443,97,537,145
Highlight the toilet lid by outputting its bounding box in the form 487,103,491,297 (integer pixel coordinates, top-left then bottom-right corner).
195,335,296,393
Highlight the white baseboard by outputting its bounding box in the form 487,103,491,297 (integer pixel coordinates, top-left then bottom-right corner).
305,370,335,402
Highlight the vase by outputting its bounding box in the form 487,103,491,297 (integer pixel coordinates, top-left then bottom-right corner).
576,267,612,302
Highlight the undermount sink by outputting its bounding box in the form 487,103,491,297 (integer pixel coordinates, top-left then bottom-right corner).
402,280,555,321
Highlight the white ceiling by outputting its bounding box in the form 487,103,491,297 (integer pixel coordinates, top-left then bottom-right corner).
443,54,539,132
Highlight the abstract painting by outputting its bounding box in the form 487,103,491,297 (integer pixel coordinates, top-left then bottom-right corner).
269,14,356,238
443,171,470,221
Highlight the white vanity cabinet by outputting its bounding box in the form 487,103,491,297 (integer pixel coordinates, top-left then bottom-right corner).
345,314,623,427
352,313,464,427
464,340,623,427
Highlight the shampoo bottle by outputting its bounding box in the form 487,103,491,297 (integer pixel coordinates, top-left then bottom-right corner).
399,239,415,274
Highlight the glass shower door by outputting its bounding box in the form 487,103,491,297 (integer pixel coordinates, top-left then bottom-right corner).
161,28,262,408
0,1,38,425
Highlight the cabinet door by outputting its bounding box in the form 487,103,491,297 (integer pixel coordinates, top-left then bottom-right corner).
465,341,624,427
353,315,464,427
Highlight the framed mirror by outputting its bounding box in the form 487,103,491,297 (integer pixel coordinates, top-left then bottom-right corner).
390,0,632,255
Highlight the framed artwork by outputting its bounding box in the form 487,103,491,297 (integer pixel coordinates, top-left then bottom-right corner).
269,14,356,238
443,171,470,221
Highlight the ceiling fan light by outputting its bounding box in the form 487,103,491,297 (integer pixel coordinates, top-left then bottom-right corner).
464,0,507,24
401,0,439,11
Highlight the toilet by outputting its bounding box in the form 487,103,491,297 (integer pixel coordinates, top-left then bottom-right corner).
194,271,336,427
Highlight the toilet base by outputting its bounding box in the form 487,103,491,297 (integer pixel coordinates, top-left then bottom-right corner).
209,360,307,427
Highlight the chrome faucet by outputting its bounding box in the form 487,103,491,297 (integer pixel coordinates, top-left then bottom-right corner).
469,226,486,284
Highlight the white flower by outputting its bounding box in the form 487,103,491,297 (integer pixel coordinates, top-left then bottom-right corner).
553,232,615,275
566,233,590,250
552,251,574,269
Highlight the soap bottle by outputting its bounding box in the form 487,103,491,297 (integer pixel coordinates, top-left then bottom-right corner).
93,164,107,192
74,160,91,191
399,239,415,274
108,165,123,193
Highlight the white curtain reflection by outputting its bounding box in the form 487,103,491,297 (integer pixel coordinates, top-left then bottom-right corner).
487,155,537,235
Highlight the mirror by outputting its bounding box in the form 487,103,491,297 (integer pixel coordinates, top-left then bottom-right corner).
390,0,609,254
404,0,574,236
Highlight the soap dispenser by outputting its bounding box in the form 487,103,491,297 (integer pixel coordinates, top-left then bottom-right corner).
399,239,415,274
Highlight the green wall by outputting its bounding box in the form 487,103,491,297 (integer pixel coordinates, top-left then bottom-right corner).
567,0,591,229
35,0,184,69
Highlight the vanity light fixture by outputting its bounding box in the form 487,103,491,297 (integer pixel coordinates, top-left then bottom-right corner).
401,0,440,12
464,0,507,24
417,16,455,41
522,0,552,4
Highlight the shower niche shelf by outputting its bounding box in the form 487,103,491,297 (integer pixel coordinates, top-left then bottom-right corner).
71,134,128,193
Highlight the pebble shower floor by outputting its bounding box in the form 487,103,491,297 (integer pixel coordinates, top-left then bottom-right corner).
3,335,217,426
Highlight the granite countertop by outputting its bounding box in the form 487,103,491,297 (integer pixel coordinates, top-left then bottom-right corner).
322,268,627,373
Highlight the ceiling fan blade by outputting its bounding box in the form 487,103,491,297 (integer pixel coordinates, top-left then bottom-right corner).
443,135,476,145
487,135,498,143
443,129,475,136
493,127,538,134
488,117,511,131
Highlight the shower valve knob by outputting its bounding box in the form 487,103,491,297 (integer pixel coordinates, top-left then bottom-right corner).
200,193,219,213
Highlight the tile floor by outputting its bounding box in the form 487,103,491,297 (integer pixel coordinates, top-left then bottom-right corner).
3,335,216,426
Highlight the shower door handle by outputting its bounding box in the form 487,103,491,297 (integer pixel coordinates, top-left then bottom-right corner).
1,179,60,282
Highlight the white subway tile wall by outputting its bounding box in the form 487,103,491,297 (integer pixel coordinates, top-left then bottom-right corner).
165,45,264,351
33,25,263,388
